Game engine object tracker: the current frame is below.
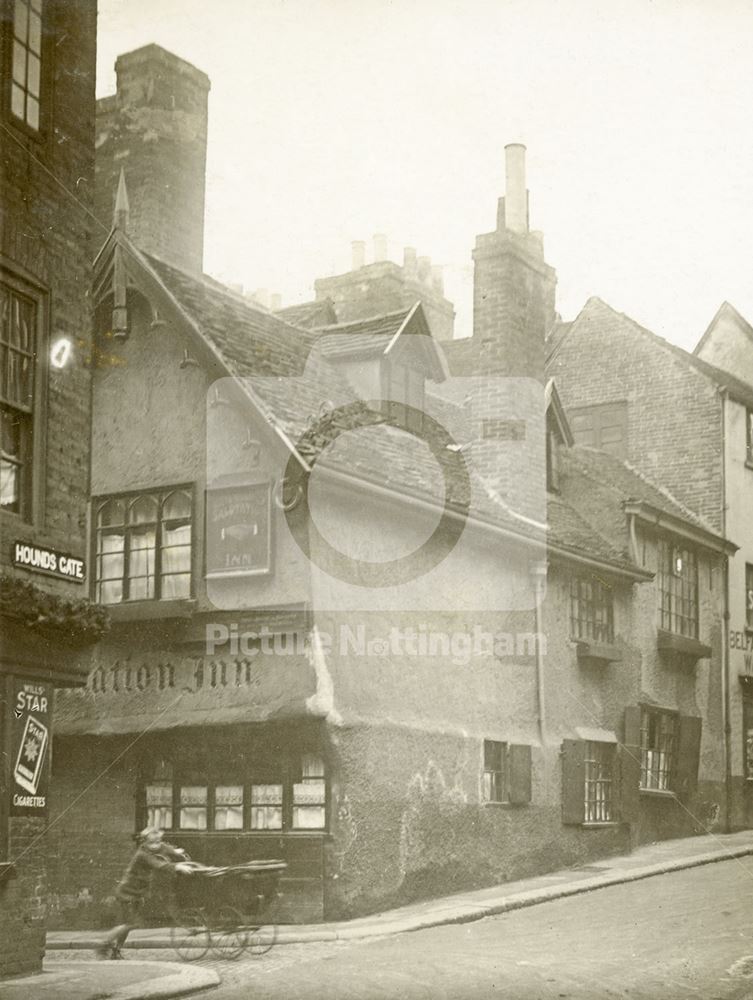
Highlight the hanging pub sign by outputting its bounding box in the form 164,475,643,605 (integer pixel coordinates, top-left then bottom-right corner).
10,679,53,815
205,483,272,577
12,541,86,583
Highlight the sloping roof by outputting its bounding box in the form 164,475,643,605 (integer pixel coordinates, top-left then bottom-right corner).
317,331,394,359
108,244,659,577
558,444,726,558
695,301,753,357
275,299,338,329
549,296,753,409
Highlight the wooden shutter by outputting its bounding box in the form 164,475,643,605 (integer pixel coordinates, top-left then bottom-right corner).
675,715,702,799
561,739,586,824
619,706,642,822
508,745,532,805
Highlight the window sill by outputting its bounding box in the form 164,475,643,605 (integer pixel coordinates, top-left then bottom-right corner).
483,800,520,809
581,821,620,829
0,863,17,883
107,599,197,622
744,460,753,472
574,640,622,665
639,788,677,800
656,630,711,667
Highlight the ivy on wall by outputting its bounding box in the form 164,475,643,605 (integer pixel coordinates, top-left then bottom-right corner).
0,574,109,644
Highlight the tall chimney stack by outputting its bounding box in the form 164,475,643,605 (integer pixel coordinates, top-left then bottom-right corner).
95,45,210,275
373,233,388,262
503,143,528,234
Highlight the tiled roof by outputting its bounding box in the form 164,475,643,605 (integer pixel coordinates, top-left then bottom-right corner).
275,299,338,329
317,331,394,359
557,444,723,560
136,252,656,574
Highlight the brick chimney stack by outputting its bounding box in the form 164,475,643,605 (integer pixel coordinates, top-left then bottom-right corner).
472,143,556,380
95,45,210,275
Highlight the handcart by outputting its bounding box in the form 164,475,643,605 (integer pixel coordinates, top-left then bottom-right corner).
169,859,286,961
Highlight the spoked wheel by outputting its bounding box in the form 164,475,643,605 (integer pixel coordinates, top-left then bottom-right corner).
170,908,210,961
247,922,278,956
210,906,248,960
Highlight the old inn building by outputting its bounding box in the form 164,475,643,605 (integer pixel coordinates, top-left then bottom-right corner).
43,45,736,931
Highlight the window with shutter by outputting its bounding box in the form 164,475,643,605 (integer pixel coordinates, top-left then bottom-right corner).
674,714,702,799
561,739,586,824
482,741,532,805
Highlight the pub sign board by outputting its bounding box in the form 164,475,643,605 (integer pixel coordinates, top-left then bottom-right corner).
205,483,272,577
10,679,52,815
12,541,86,583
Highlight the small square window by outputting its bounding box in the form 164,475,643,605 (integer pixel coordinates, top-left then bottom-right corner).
146,783,173,831
483,740,508,803
214,785,243,831
250,784,283,830
179,785,207,830
292,754,326,829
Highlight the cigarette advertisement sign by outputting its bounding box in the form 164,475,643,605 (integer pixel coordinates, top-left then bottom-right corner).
11,680,52,815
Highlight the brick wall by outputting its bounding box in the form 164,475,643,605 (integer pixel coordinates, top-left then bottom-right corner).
95,45,210,275
548,298,724,532
0,0,97,977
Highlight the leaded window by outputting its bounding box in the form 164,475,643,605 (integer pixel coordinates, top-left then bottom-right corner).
11,0,43,130
640,707,677,791
570,575,615,644
95,488,192,603
658,539,698,638
584,742,615,822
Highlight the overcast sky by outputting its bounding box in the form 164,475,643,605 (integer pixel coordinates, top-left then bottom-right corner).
97,0,753,348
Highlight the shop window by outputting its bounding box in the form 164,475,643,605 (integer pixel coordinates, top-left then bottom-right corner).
10,0,43,131
146,783,173,831
657,539,698,639
214,785,243,831
292,754,326,829
179,785,207,830
250,784,283,830
746,563,753,630
570,575,615,644
744,695,753,782
0,281,38,518
94,487,192,603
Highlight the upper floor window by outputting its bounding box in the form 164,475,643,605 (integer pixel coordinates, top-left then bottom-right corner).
0,281,37,517
747,409,753,466
657,538,698,639
11,0,43,131
570,574,615,644
382,360,424,433
94,487,192,604
569,401,627,459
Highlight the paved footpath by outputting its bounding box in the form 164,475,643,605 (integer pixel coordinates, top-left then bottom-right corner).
49,828,753,952
19,829,753,1000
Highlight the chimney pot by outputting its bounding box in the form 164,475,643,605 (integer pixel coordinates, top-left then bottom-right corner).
373,233,388,262
351,240,366,270
504,143,528,234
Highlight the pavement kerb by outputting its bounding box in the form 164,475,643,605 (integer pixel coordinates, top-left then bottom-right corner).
47,840,753,951
28,961,220,1000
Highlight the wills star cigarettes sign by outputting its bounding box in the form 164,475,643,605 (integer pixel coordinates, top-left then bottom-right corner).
11,680,52,815
12,541,86,582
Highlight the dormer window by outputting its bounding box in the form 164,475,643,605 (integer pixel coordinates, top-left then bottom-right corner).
382,360,424,432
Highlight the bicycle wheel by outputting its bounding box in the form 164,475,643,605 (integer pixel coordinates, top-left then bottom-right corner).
247,922,278,956
170,908,210,961
210,906,248,960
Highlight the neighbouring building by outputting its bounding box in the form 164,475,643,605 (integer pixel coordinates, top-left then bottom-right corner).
548,295,753,830
0,0,103,978
47,46,732,931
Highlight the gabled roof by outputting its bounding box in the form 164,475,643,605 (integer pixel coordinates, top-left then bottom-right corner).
545,379,574,447
548,296,753,410
695,300,753,357
90,234,658,579
275,299,338,329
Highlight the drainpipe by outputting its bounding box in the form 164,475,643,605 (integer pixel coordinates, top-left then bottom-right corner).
720,389,732,832
531,560,548,745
